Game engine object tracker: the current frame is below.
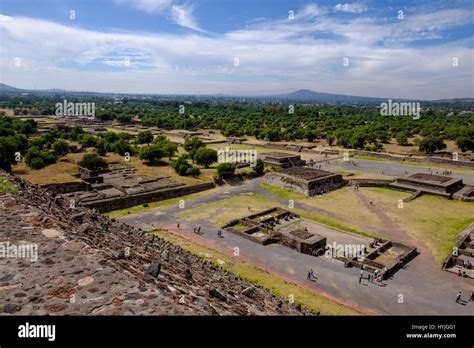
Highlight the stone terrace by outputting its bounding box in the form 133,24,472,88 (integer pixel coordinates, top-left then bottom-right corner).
391,173,466,199
263,167,344,196
0,172,311,316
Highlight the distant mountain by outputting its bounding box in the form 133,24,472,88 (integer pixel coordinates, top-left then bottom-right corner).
0,83,23,92
0,83,470,103
271,89,392,103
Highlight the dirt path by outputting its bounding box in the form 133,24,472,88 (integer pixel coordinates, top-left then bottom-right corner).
352,189,412,244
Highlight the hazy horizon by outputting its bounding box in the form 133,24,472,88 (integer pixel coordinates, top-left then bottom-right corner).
1,0,473,99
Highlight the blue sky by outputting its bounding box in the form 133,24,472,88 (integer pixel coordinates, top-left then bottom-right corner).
0,0,473,98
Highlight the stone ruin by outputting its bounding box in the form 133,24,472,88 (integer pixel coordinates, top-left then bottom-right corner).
223,208,326,255
0,171,311,316
263,167,345,196
443,223,474,279
391,173,474,202
49,162,215,213
223,208,416,279
259,152,306,168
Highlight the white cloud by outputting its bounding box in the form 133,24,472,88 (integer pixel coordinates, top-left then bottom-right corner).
117,0,172,13
334,2,368,14
0,14,13,22
170,4,202,32
0,5,472,99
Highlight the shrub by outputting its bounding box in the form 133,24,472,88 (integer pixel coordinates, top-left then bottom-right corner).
52,140,69,156
194,148,217,168
78,153,108,171
216,162,236,179
139,144,165,165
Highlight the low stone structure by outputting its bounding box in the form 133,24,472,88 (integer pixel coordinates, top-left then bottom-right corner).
278,228,327,255
263,143,317,153
79,167,104,184
390,173,473,201
263,167,344,196
226,136,247,144
349,149,474,169
223,208,416,278
223,208,326,255
55,163,216,213
259,152,306,168
443,223,474,279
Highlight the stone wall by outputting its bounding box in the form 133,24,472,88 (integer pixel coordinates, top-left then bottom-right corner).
263,173,309,195
42,181,91,194
347,178,394,187
81,182,215,213
427,156,474,169
350,150,474,169
263,172,344,196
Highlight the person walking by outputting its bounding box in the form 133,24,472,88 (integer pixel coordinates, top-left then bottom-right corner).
456,291,462,303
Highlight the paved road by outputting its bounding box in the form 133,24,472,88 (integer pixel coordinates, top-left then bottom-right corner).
120,178,474,315
320,158,474,185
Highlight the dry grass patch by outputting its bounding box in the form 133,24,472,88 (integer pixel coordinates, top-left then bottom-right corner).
13,160,80,185
177,192,280,226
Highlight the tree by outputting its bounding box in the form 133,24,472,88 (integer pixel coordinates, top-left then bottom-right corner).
396,132,408,146
216,162,236,179
139,144,165,165
154,137,177,159
135,131,154,144
326,132,335,147
29,157,45,170
114,139,132,156
187,166,201,177
305,129,317,142
96,140,107,156
80,134,97,148
456,136,474,152
224,123,242,137
262,127,281,141
194,148,217,168
183,137,204,152
52,140,69,156
25,146,56,169
161,142,177,159
0,136,17,172
78,153,108,171
117,115,132,124
252,159,265,176
418,136,446,154
171,155,192,176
